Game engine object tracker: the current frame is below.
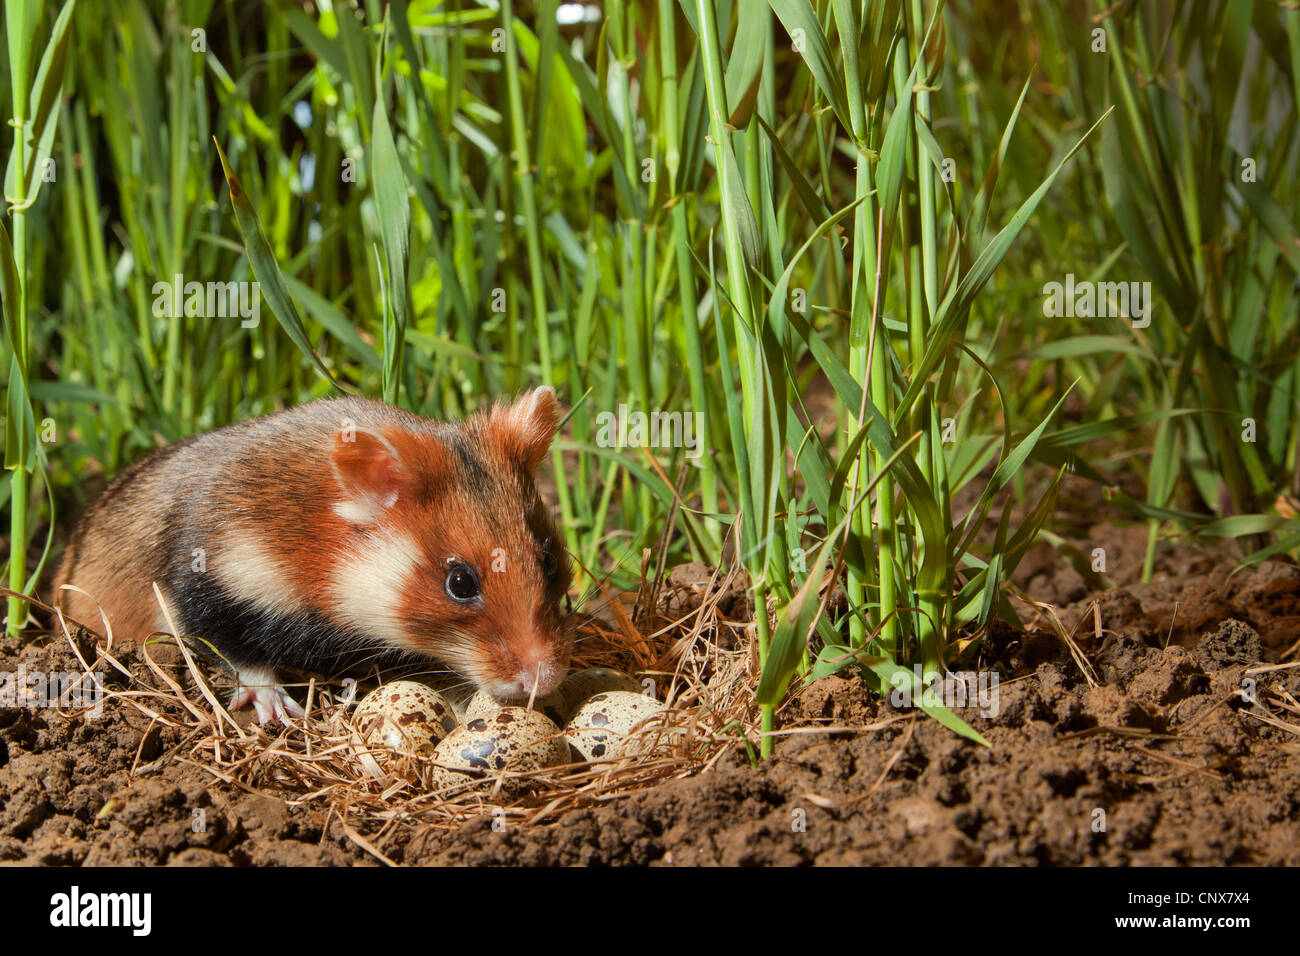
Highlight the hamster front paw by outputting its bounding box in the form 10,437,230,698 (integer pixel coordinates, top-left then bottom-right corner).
230,666,305,724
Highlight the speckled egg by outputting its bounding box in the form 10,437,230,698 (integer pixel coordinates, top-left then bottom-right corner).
426,707,569,790
353,681,458,755
558,668,643,716
565,691,669,761
464,687,568,728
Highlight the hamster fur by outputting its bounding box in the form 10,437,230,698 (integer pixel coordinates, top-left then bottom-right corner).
53,387,572,723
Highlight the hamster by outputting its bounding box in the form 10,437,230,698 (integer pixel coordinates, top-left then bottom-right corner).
52,387,573,723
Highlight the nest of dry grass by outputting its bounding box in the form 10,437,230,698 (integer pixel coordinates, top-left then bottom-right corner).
31,561,774,862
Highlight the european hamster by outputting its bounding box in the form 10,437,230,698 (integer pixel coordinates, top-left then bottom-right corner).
53,387,573,723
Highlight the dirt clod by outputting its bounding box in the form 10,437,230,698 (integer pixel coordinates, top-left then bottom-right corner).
1198,619,1264,668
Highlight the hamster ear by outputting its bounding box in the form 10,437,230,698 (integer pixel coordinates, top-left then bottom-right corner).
330,427,405,522
489,386,560,471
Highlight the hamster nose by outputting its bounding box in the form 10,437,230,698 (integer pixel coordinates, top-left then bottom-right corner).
497,659,563,700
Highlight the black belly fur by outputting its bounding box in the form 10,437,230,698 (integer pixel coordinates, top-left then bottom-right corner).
162,559,433,681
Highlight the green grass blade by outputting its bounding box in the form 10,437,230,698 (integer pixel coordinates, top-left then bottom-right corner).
212,138,344,391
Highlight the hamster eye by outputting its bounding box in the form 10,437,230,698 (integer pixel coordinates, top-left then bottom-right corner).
444,562,481,603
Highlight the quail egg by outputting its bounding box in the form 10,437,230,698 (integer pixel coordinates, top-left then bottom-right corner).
558,668,643,716
353,681,458,755
565,691,670,761
426,707,570,791
464,687,568,728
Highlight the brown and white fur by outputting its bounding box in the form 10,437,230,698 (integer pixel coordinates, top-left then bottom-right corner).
53,387,572,723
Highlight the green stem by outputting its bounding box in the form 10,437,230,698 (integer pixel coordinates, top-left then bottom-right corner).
500,0,575,535
658,0,719,542
696,0,774,754
841,71,876,650
911,0,943,674
6,0,32,638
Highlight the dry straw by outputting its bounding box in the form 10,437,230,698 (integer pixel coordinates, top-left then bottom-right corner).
18,562,811,860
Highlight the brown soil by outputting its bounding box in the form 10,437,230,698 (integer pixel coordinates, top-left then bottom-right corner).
3,522,1299,866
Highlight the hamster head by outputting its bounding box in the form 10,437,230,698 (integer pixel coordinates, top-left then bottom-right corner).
328,387,573,700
